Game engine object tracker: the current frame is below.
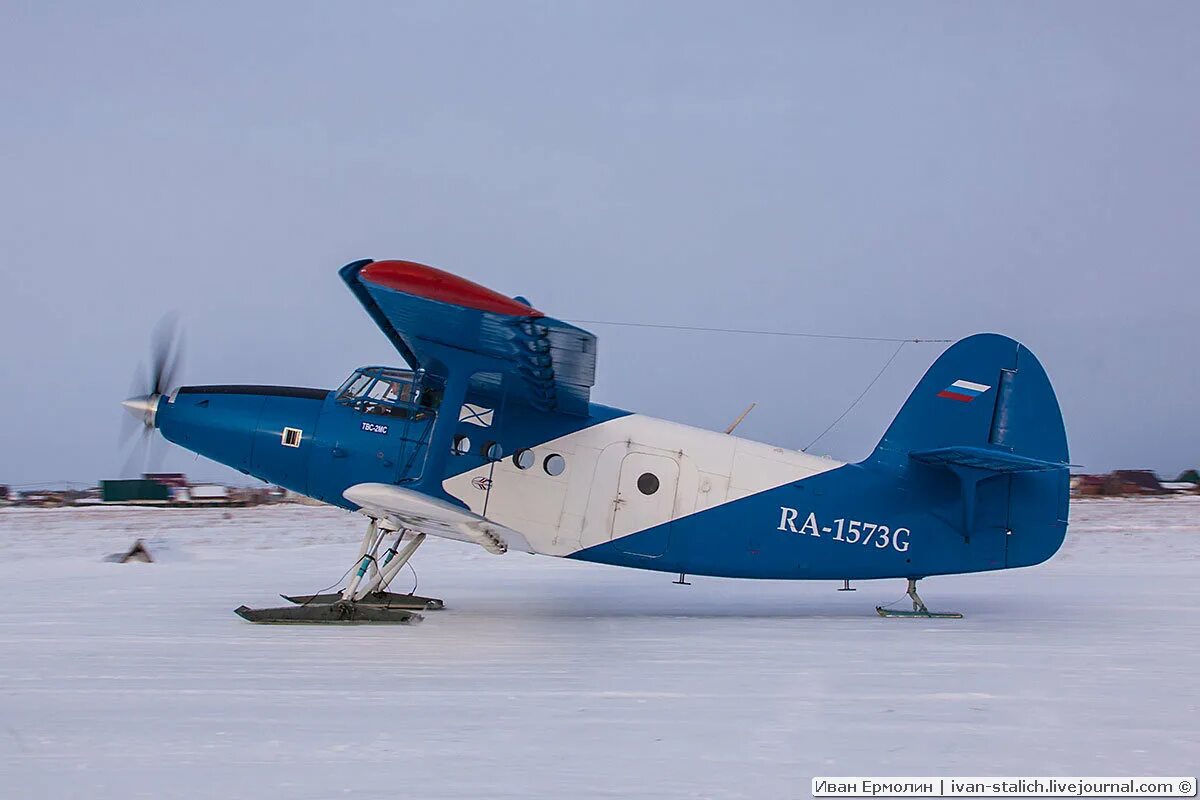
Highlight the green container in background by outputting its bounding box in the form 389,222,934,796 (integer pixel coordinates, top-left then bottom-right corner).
101,480,170,502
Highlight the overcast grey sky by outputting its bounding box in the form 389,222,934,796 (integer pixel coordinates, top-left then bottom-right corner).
2,1,1197,487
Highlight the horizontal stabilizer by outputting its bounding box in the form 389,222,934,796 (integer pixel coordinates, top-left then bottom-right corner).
910,446,1069,474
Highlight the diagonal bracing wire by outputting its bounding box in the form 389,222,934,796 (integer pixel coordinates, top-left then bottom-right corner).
802,340,909,453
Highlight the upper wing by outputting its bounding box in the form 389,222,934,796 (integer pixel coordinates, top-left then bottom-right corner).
340,259,597,415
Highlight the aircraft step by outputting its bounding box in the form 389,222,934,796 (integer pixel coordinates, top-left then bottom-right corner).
235,602,422,624
281,591,444,610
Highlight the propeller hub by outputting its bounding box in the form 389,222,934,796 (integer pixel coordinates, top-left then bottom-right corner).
121,394,160,429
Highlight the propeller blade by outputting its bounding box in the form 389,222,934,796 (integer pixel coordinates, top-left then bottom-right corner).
119,314,185,477
150,313,182,396
119,426,152,479
145,433,169,475
161,327,185,395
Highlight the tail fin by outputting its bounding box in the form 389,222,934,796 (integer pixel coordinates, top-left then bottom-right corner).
870,333,1068,467
867,333,1070,567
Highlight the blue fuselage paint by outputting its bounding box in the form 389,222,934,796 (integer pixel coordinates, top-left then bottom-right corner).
156,331,1070,583
563,333,1070,579
157,380,628,511
156,376,1066,582
567,462,1067,579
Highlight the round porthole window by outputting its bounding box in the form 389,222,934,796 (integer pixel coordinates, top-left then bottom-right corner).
543,454,566,476
483,441,504,460
512,448,535,470
637,472,660,495
451,434,472,455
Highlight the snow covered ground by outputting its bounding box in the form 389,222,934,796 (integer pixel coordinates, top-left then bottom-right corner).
1,498,1197,799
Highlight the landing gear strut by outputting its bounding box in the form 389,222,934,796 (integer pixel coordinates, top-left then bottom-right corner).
235,517,443,624
875,578,963,619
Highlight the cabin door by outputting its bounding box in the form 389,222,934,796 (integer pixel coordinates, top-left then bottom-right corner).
610,451,679,558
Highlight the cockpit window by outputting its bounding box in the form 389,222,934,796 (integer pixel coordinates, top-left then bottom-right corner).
338,372,373,399
336,367,442,419
366,380,395,401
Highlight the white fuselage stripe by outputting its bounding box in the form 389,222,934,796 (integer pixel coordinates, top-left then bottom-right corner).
442,414,844,556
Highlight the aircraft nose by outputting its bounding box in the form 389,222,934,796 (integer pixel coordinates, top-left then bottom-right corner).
121,394,160,428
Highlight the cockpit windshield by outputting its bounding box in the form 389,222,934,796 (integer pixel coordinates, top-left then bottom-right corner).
336,367,442,419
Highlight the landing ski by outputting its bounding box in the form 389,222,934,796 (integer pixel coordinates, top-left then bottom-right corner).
235,602,422,624
875,606,963,619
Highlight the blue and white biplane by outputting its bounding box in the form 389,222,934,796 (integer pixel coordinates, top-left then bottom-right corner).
122,260,1070,623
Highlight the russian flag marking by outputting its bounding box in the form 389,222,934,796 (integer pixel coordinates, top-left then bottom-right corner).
937,379,991,403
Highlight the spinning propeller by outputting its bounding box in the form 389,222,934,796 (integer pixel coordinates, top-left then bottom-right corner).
119,315,184,476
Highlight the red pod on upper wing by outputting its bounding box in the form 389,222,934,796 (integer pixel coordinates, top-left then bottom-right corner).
360,260,543,318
